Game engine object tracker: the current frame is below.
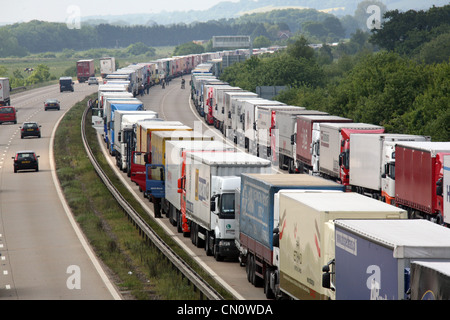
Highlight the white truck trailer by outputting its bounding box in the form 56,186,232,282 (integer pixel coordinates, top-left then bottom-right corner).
348,133,431,201
277,192,406,300
183,151,272,261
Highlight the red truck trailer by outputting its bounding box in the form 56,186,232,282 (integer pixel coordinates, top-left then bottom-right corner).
77,59,95,83
395,141,450,224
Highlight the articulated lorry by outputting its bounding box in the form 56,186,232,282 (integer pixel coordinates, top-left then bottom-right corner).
319,122,384,186
76,59,95,83
103,98,144,154
331,219,450,300
277,192,406,300
237,174,344,299
130,120,191,196
182,151,271,261
294,115,352,174
348,134,431,202
146,130,214,218
394,141,450,224
164,140,235,230
210,85,242,132
113,111,159,171
99,57,116,78
0,77,10,106
275,110,329,173
222,91,258,141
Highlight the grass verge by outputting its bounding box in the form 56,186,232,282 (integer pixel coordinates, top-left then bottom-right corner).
54,93,233,300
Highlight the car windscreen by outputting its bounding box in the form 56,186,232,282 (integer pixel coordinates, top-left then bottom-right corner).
0,107,14,113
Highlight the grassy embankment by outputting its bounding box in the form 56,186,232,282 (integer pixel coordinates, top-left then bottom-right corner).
53,94,233,300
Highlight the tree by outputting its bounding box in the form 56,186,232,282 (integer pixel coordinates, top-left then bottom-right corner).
253,36,271,49
173,42,204,56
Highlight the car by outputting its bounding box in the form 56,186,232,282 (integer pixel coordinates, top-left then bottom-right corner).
0,106,17,124
88,77,99,85
20,122,41,138
44,99,60,111
12,150,39,173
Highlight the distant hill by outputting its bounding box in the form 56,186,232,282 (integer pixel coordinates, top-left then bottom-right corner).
81,0,450,26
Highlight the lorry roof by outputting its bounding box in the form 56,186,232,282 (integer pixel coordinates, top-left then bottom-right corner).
242,173,341,187
282,192,406,213
321,122,383,129
187,151,271,165
412,260,450,276
335,219,450,259
395,141,450,153
257,105,305,111
152,130,213,139
297,115,351,121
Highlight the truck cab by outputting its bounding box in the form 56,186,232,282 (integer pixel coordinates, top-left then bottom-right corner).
208,176,240,260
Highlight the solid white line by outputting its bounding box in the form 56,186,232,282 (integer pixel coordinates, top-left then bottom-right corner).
49,96,122,300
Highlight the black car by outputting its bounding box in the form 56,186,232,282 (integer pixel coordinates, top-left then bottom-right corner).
44,99,60,111
12,151,39,172
20,122,41,138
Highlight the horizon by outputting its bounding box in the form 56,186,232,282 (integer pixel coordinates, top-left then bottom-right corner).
0,0,447,26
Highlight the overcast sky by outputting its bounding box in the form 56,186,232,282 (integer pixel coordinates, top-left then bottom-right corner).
0,0,240,23
1,0,448,24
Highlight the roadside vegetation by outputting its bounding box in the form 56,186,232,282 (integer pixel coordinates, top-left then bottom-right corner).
220,5,450,141
54,95,233,300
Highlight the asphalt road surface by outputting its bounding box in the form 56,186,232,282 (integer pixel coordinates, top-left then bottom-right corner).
0,82,120,300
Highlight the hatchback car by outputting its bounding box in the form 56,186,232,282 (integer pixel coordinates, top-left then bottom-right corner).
12,151,39,173
44,99,60,111
0,106,17,124
20,122,41,138
88,77,99,85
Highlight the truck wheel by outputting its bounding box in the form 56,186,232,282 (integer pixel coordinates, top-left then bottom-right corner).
246,255,252,282
214,245,223,261
205,231,213,256
264,268,275,299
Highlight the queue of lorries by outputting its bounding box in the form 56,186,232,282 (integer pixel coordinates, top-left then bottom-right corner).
93,48,450,301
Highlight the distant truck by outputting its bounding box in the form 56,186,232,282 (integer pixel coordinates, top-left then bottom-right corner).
0,77,11,106
277,192,406,300
99,57,116,78
394,141,450,224
275,110,329,173
113,111,159,171
77,59,95,83
59,77,74,92
294,115,352,174
182,151,271,261
331,219,450,300
237,174,345,299
103,98,144,154
222,91,258,140
254,105,305,162
130,120,191,195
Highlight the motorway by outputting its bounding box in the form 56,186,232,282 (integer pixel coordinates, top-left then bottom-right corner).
0,83,120,299
0,77,269,300
97,76,271,300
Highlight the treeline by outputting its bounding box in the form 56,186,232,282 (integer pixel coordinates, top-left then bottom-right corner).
220,5,450,141
0,19,284,57
0,6,365,57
